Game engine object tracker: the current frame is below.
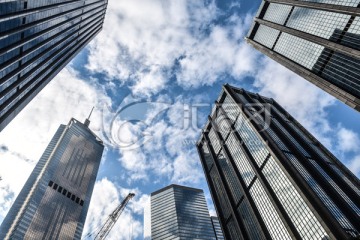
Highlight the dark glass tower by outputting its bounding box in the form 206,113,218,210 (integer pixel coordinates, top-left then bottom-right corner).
0,0,108,131
148,184,223,240
197,84,360,239
0,116,104,239
246,0,360,112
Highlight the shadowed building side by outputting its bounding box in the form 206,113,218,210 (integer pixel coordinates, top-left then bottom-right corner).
197,84,360,239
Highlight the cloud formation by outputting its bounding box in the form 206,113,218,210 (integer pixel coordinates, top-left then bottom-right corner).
87,0,257,95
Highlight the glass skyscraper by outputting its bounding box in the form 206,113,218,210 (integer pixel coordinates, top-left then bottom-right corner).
211,216,225,240
246,0,360,112
146,184,224,240
197,84,360,239
0,117,104,239
0,0,108,132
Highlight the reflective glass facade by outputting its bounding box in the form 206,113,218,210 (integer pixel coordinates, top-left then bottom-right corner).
0,118,104,239
0,0,108,132
150,184,223,240
211,217,225,240
197,84,360,239
247,0,360,112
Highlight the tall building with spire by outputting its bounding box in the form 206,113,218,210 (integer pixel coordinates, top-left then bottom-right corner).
197,84,360,239
0,114,104,239
246,0,360,111
0,0,108,132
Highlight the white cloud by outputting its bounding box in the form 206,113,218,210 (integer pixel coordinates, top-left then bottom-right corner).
176,17,257,88
254,57,335,148
347,155,360,177
171,152,203,184
131,66,168,97
0,67,111,162
337,128,360,153
0,151,35,222
105,93,204,184
86,0,256,95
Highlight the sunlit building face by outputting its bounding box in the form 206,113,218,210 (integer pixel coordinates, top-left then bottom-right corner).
147,184,224,240
246,0,360,112
197,84,360,240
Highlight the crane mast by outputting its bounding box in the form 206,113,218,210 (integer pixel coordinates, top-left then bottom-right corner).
94,193,135,240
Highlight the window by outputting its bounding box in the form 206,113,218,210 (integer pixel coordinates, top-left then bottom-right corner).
48,181,53,187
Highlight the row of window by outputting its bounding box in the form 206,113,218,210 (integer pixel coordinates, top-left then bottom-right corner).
48,180,84,206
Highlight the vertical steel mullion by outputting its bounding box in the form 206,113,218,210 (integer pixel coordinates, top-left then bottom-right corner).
271,4,295,50
248,1,269,39
212,108,301,239
253,95,360,229
224,85,348,239
203,131,246,240
224,85,336,239
254,96,360,230
215,102,271,240
208,117,252,240
274,99,360,200
242,89,360,232
196,142,233,240
276,95,360,187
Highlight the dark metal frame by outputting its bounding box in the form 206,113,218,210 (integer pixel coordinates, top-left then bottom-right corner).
197,84,360,239
246,0,360,112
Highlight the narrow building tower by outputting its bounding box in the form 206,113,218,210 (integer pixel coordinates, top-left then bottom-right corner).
0,115,104,239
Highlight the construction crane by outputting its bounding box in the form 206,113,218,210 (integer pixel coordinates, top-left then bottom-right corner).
93,193,135,240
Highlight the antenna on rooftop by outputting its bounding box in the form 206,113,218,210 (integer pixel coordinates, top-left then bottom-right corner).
84,107,94,127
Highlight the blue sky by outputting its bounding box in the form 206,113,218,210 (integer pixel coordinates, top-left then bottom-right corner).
1,0,360,239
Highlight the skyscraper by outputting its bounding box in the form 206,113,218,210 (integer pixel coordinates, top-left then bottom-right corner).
0,116,104,239
246,0,360,112
145,184,224,240
0,0,108,131
211,216,225,240
197,84,360,239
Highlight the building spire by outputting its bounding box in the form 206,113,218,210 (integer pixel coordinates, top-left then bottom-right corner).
84,107,94,127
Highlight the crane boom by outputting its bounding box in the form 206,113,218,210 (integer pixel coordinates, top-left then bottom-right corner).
94,193,135,240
